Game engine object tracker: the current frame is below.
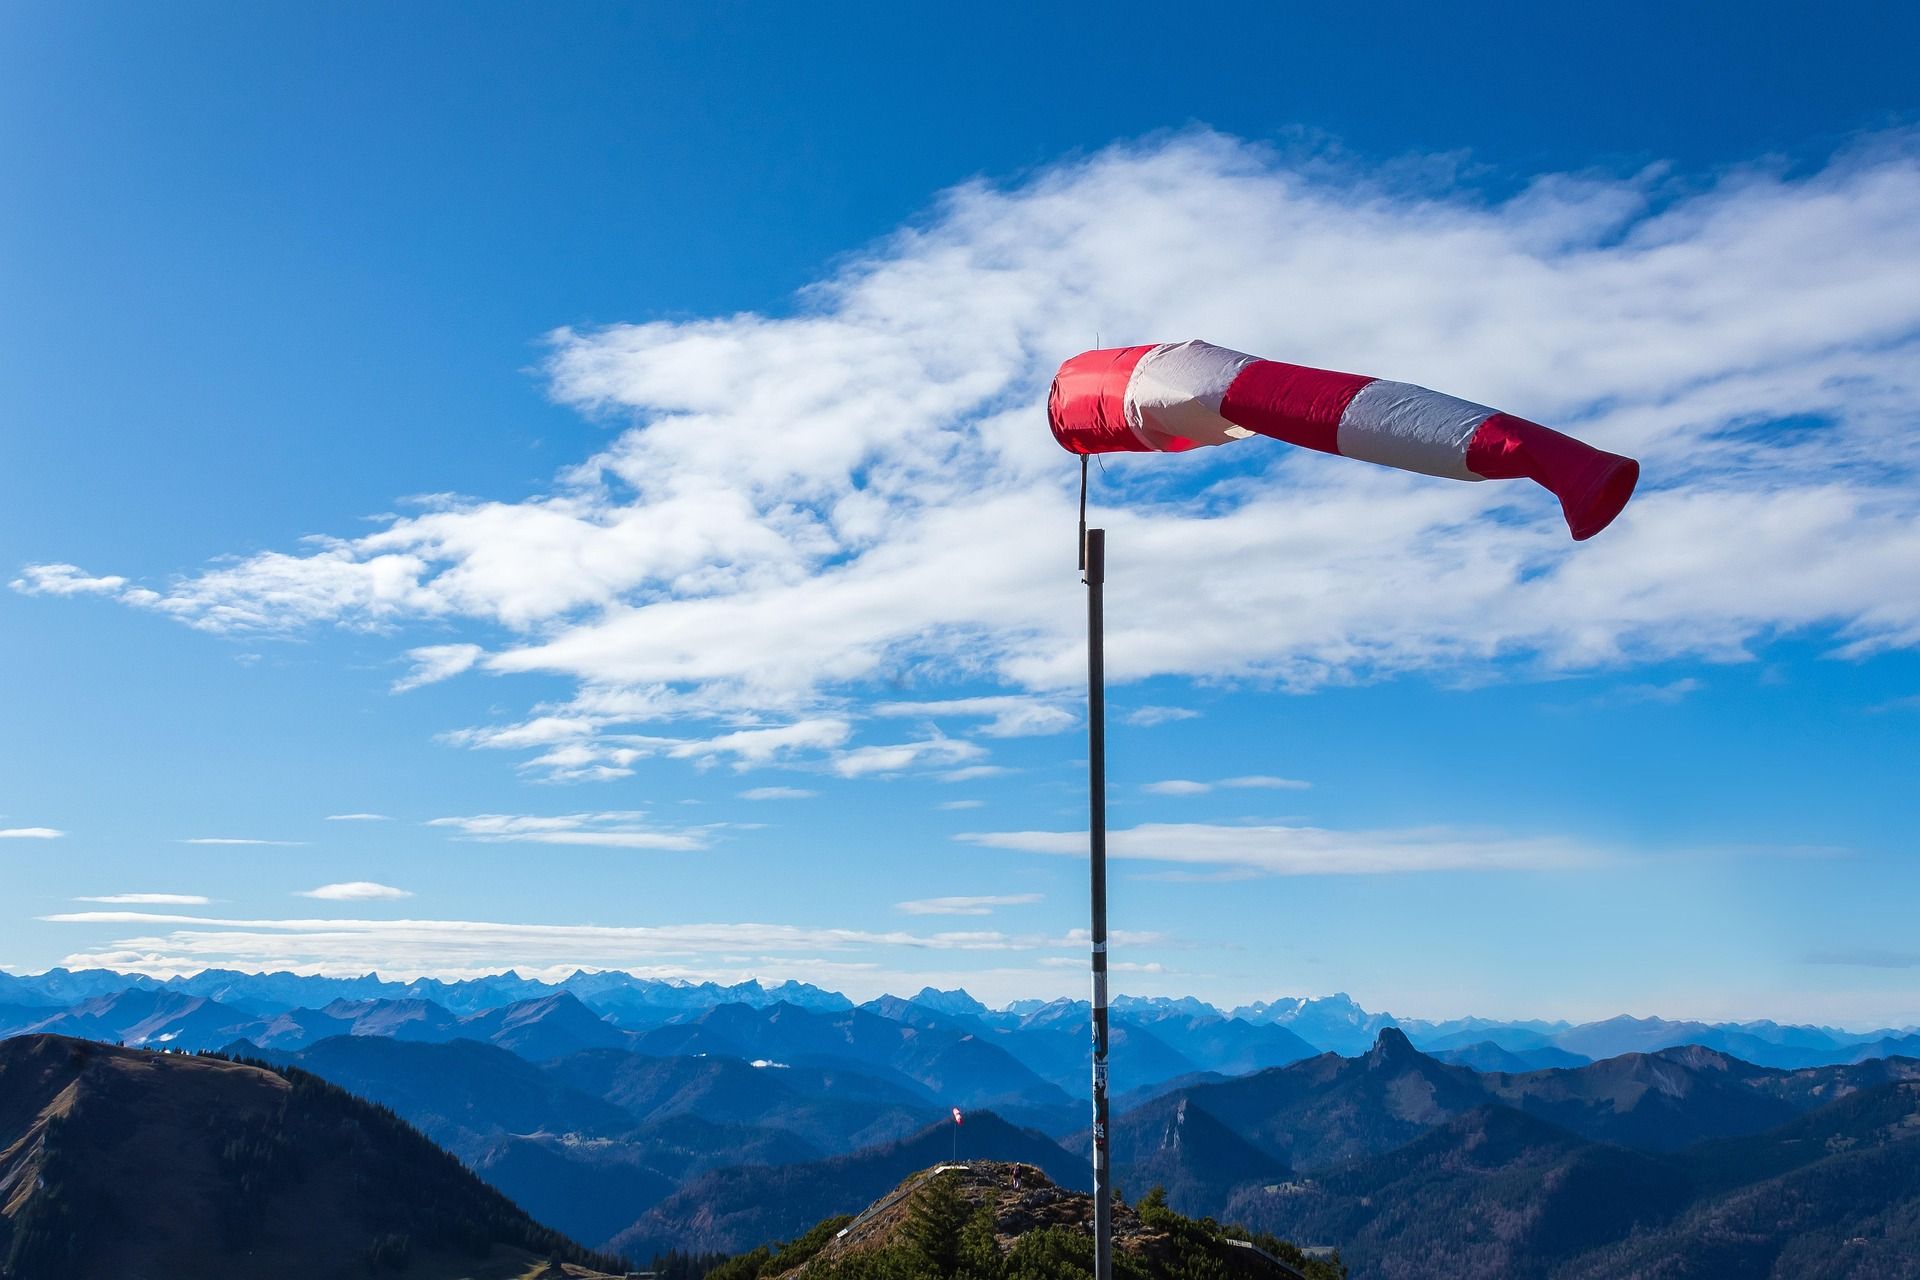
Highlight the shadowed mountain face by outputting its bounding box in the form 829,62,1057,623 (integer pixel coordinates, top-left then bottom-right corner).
1222,1104,1693,1279
1560,1079,1920,1279
461,991,633,1059
245,1035,939,1249
629,1002,1073,1112
1226,1081,1920,1280
1102,1092,1291,1217
251,1035,638,1152
0,1035,618,1279
1432,1040,1590,1072
541,1046,935,1152
609,1111,1090,1260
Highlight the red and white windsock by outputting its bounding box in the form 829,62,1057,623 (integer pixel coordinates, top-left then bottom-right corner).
1049,340,1639,540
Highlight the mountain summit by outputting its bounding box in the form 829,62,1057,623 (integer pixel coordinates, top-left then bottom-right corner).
0,1035,621,1278
722,1160,1342,1280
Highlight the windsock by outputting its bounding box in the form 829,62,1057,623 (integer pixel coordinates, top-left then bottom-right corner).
1049,340,1639,540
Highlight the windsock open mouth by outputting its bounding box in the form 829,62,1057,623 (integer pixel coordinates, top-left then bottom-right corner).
1462,413,1641,541
1048,339,1641,542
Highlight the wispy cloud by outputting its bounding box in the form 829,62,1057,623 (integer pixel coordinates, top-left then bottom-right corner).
894,893,1044,917
1124,706,1200,727
0,827,64,840
675,719,852,769
831,735,985,778
873,696,1077,738
1038,957,1167,974
297,882,412,901
936,799,985,811
958,821,1594,875
20,130,1920,780
393,643,483,693
74,893,210,905
37,910,1125,979
1142,775,1310,796
426,812,708,851
324,812,392,822
936,765,1010,784
738,786,819,801
1614,678,1705,705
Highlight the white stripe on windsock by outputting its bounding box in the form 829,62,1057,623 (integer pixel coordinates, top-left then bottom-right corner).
1335,380,1493,481
1123,340,1257,449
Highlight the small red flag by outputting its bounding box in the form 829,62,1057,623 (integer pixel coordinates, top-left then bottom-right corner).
952,1107,964,1125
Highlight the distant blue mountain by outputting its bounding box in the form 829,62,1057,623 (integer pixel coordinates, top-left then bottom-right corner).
1433,1040,1591,1072
4,965,1916,1073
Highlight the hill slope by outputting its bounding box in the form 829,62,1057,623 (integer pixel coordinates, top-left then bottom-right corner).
706,1160,1344,1280
0,1035,620,1280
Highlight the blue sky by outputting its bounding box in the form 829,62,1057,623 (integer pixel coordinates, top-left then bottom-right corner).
3,2,1918,1026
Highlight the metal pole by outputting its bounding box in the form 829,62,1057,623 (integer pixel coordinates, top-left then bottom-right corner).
1084,527,1112,1280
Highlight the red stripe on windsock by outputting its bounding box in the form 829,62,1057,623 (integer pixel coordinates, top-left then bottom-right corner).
1219,360,1374,456
1048,345,1158,454
1466,413,1639,541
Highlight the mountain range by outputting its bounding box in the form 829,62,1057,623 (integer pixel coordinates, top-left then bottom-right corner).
7,967,1920,1274
3,967,1915,1071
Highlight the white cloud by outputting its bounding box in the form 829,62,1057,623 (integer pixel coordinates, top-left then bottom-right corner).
1124,705,1200,727
325,813,392,822
874,695,1077,737
936,799,985,810
179,837,306,846
738,786,819,800
673,718,853,768
1038,957,1167,974
426,811,707,851
24,131,1920,778
297,882,412,901
9,563,127,596
438,712,853,782
958,821,1594,875
74,893,210,905
393,643,484,692
0,827,64,840
1142,780,1213,796
895,893,1044,916
831,734,985,778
